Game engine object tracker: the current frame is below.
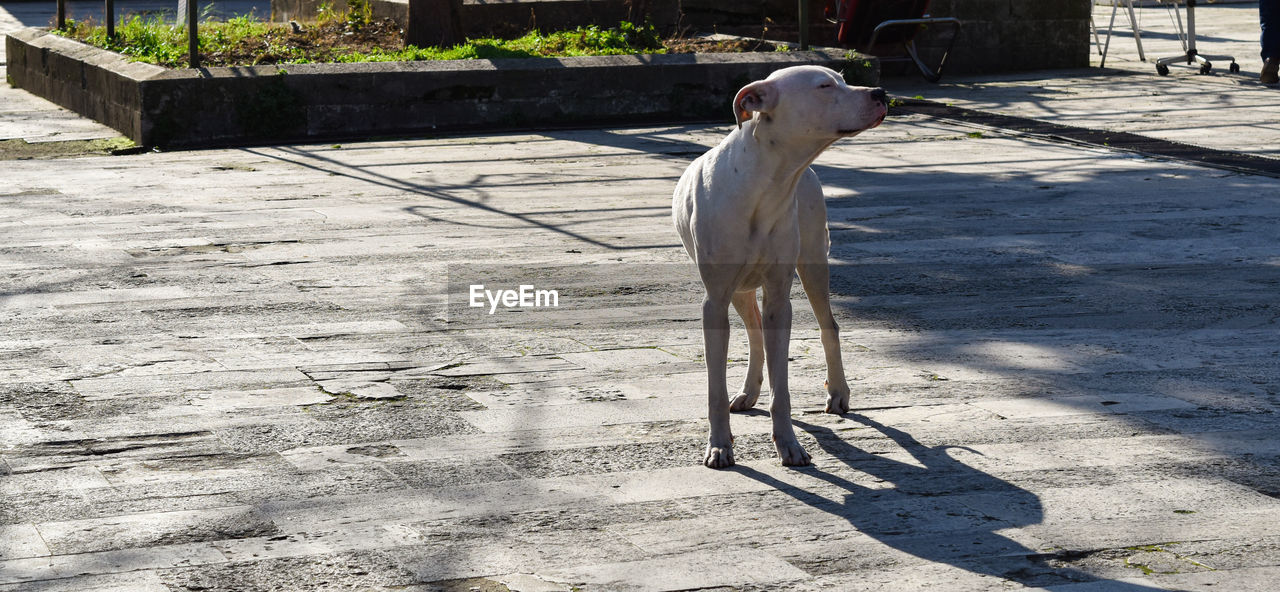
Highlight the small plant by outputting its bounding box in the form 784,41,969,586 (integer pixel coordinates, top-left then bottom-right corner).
346,0,374,29
57,12,275,65
503,22,665,58
617,20,663,51
315,2,340,26
315,0,373,29
54,17,756,68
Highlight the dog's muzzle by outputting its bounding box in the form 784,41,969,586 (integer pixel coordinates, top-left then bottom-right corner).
839,87,888,134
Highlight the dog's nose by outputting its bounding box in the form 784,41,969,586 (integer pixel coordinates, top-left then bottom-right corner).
870,87,887,105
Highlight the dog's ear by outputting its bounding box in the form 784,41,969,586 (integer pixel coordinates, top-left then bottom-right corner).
733,80,778,129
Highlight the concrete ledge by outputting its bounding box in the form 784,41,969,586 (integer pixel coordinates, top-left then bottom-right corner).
5,28,879,148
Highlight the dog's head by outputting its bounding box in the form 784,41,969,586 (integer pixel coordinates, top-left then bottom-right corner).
733,66,887,139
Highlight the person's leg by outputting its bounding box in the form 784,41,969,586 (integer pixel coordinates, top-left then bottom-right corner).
1262,0,1280,61
1263,0,1280,83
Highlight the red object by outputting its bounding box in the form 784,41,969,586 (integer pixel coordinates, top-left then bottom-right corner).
826,0,934,50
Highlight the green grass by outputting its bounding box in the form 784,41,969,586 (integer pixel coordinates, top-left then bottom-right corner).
61,14,275,65
56,11,666,67
333,24,664,63
350,22,663,62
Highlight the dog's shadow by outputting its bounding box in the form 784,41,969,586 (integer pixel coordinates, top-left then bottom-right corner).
730,413,1178,590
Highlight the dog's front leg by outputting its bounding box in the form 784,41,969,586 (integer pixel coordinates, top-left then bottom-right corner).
762,280,812,466
702,295,735,468
798,262,851,414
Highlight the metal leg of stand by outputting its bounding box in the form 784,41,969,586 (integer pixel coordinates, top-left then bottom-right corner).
1187,0,1199,62
1097,0,1144,68
1169,0,1188,53
1125,0,1145,62
1091,14,1102,56
1100,1,1119,68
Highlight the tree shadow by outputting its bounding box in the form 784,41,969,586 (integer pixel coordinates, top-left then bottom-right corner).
732,414,1184,590
242,144,679,251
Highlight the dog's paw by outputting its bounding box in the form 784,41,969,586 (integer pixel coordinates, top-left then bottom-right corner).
824,379,851,415
704,442,735,469
774,437,811,467
729,391,760,412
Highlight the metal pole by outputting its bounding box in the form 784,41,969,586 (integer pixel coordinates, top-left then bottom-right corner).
1123,0,1145,62
56,0,66,29
1186,0,1197,59
798,0,810,50
106,0,115,39
1100,1,1119,68
188,0,199,69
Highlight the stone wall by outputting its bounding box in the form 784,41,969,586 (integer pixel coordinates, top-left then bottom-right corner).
918,0,1092,74
271,0,1089,76
7,28,877,148
687,0,1092,75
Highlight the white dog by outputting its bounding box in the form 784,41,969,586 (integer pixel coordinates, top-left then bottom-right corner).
672,65,887,468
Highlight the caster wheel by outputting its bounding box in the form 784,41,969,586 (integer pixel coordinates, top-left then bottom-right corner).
1200,62,1213,75
1230,62,1241,74
1157,64,1170,76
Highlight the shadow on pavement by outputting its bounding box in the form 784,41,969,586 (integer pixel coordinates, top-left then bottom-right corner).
733,414,1184,590
243,145,680,251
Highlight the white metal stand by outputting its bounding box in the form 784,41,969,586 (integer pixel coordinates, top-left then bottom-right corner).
1154,0,1240,76
1093,0,1146,67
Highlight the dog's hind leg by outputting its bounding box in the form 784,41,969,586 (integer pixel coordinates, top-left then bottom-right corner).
730,289,765,412
702,293,736,468
798,261,851,415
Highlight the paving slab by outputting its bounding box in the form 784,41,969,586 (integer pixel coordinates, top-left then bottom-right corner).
539,549,812,591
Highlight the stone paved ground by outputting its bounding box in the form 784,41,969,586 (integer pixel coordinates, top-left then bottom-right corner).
0,1,266,146
3,3,1280,591
897,2,1280,157
0,3,116,145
